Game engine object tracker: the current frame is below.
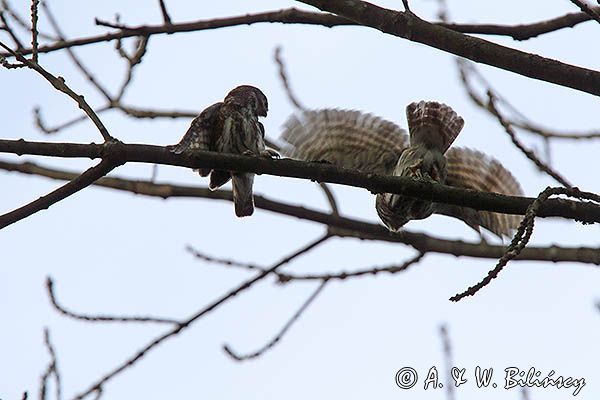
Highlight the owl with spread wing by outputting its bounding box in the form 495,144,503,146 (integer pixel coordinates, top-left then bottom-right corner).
280,102,523,238
171,85,278,217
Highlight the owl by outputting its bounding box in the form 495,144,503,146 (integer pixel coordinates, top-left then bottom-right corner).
171,85,278,217
280,102,523,238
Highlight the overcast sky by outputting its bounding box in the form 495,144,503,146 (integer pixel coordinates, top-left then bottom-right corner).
1,1,599,399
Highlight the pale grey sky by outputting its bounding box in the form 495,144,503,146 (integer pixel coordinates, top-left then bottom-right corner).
1,1,599,399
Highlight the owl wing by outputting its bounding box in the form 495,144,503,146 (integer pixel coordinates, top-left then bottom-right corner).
280,109,408,175
170,102,223,155
436,147,524,238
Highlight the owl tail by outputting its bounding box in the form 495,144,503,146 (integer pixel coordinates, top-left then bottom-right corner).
232,173,255,217
406,101,464,153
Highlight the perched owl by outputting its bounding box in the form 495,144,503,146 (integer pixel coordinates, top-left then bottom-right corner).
171,85,278,217
280,102,523,238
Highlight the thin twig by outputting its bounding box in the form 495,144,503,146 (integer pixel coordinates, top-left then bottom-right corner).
46,277,181,324
188,246,425,282
439,325,455,400
223,280,328,361
486,93,573,188
451,186,600,301
457,59,600,140
158,0,172,25
29,0,38,62
72,234,331,400
0,10,25,49
1,0,55,40
40,328,61,400
274,46,306,111
34,105,111,135
569,0,600,24
42,1,113,101
114,35,149,101
0,41,113,141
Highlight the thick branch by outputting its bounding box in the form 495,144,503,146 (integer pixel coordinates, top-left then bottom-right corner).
4,7,596,59
297,0,600,97
1,158,599,264
0,139,598,223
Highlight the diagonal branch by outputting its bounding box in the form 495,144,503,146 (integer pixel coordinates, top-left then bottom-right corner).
0,157,119,230
296,0,600,97
486,93,573,188
0,158,598,263
0,41,113,141
569,0,600,24
71,234,331,400
223,280,328,361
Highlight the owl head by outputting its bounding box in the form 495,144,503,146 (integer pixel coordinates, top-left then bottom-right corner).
225,85,268,117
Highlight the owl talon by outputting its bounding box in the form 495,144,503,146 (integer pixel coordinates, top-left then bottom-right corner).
261,148,280,159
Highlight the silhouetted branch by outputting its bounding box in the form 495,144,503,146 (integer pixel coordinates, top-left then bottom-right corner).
438,8,599,40
0,41,113,141
223,280,328,361
451,186,600,301
1,157,599,264
4,6,598,61
457,59,600,140
274,46,306,111
296,0,600,97
46,277,181,324
157,0,172,25
569,0,600,24
188,246,425,282
439,325,455,400
40,328,61,400
0,157,119,230
29,0,38,62
72,234,331,400
1,139,599,224
486,93,573,188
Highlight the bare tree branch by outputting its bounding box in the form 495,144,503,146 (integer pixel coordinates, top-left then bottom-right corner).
3,6,597,61
41,1,113,102
29,0,38,62
569,0,600,24
438,7,600,40
486,93,573,188
46,277,181,325
40,328,61,400
157,0,172,25
274,46,306,111
188,245,425,282
223,280,328,361
296,0,600,97
0,139,598,224
72,234,331,400
439,325,455,400
451,186,600,301
0,41,113,141
0,157,119,230
457,60,600,140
